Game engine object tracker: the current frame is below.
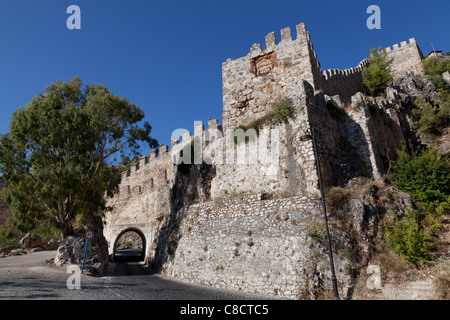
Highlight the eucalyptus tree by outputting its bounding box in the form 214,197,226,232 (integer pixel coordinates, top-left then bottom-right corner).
0,76,158,237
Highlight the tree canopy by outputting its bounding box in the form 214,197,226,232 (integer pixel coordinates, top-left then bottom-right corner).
362,47,393,96
0,76,158,237
422,56,450,76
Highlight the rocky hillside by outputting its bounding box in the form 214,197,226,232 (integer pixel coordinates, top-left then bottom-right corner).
320,176,450,300
326,70,450,300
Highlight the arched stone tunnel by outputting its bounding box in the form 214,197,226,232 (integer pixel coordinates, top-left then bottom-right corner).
105,223,155,262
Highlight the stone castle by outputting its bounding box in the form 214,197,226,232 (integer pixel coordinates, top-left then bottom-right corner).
104,22,426,299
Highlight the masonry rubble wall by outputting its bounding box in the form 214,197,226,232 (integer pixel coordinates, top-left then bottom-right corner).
321,59,370,102
103,146,172,260
222,23,323,131
385,38,424,79
160,194,357,299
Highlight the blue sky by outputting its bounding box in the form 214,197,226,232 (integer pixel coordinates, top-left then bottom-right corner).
0,0,448,157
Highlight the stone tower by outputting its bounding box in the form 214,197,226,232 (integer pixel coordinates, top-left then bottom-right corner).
222,23,323,130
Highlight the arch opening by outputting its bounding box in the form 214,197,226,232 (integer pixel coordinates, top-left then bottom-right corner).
113,228,146,262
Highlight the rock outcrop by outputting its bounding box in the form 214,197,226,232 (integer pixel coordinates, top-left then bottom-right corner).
54,215,108,276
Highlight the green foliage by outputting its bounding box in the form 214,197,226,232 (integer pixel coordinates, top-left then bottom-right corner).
422,57,450,91
388,143,449,263
422,56,450,76
385,209,437,264
306,221,327,241
306,219,334,242
272,97,294,123
0,76,157,237
392,144,450,214
362,47,393,96
0,225,19,248
429,74,449,91
413,89,450,135
117,241,134,249
233,97,293,143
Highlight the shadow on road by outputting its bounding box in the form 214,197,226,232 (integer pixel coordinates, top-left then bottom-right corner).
106,248,156,277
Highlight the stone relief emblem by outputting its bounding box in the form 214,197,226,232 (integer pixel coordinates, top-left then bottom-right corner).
256,59,273,76
251,52,277,77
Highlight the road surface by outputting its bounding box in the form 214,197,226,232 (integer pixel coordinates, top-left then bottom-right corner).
0,250,277,300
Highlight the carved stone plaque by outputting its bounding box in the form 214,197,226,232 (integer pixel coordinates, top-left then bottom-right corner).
257,59,272,75
251,52,277,76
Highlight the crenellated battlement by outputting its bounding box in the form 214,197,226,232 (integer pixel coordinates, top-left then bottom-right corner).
321,58,370,101
120,144,170,184
223,22,425,118
119,118,224,196
118,24,425,197
222,23,323,130
261,23,311,49
384,38,424,78
322,58,370,81
384,38,417,53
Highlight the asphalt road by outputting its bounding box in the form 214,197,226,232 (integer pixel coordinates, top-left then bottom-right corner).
0,250,277,300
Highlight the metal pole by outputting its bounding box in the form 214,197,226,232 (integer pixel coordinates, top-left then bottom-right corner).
81,239,88,274
311,128,340,300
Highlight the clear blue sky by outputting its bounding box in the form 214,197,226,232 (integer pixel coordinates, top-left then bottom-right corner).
0,0,448,157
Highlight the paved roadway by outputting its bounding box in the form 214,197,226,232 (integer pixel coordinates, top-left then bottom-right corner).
0,249,277,300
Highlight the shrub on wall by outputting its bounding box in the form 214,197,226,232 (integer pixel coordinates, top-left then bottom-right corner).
325,186,351,212
272,97,294,123
392,144,450,215
233,97,293,142
385,143,449,264
413,89,450,135
362,47,393,96
385,208,437,264
422,56,450,76
422,57,450,91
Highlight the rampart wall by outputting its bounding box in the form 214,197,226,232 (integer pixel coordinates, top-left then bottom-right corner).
160,194,356,299
321,59,370,102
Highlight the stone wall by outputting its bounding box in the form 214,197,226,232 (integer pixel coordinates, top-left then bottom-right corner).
222,23,323,131
222,24,424,129
307,91,411,188
321,59,370,103
212,80,320,198
157,193,355,299
170,80,322,199
103,145,172,260
385,38,424,78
